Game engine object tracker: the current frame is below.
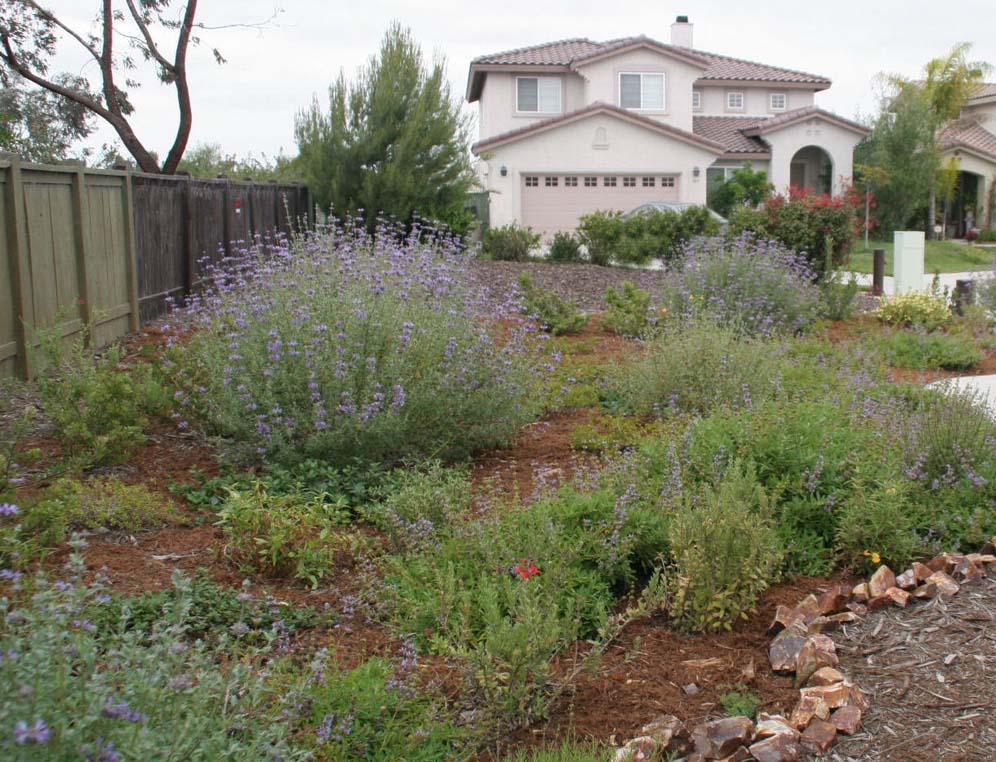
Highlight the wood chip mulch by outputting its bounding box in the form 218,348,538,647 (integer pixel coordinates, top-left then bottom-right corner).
828,576,996,761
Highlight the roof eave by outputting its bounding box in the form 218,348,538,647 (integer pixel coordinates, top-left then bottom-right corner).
743,113,869,138
721,152,772,160
694,78,831,91
466,62,573,102
571,40,710,70
941,142,996,163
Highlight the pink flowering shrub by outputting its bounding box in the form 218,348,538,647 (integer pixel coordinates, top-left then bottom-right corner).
167,218,548,464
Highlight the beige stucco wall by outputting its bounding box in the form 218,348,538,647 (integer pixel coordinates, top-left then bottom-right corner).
574,50,704,132
764,118,863,195
477,71,586,139
696,86,815,116
941,149,996,229
963,102,996,133
477,112,719,228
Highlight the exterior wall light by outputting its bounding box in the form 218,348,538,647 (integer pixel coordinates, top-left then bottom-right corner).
500,165,508,177
692,166,701,178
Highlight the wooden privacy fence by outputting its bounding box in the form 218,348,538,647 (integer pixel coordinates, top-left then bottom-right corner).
1,154,311,379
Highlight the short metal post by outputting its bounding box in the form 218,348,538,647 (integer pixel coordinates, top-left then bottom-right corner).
872,249,886,296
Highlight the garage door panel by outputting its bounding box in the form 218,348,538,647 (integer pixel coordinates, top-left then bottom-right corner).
522,174,679,237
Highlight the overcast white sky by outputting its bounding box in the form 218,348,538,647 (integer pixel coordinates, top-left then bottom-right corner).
43,0,996,161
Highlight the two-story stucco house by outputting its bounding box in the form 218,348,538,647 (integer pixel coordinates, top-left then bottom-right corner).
939,83,996,236
468,16,870,237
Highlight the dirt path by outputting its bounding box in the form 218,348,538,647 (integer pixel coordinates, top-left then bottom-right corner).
829,576,996,761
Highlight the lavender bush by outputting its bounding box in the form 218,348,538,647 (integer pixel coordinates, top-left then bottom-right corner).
168,219,546,464
660,234,821,336
0,547,306,760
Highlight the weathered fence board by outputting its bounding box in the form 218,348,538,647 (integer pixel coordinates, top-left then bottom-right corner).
0,155,311,379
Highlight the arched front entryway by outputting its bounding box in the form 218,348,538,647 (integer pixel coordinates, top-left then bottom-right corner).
789,146,833,194
948,170,986,238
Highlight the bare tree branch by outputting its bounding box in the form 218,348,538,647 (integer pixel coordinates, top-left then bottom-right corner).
122,0,174,73
22,0,101,64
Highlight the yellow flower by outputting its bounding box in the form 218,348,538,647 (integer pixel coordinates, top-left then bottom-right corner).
862,550,881,564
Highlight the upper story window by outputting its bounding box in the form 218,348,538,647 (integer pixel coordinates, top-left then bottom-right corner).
727,91,744,111
770,93,787,111
516,76,562,113
692,90,702,110
619,72,665,111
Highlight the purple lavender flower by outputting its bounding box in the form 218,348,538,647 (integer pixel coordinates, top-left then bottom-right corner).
0,503,18,517
13,719,51,745
82,738,120,762
102,697,147,723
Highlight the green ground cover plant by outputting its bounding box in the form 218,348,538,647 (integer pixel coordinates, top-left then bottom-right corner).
483,223,540,261
602,281,652,337
874,329,981,370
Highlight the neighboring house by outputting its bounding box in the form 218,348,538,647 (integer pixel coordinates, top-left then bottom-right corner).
467,16,869,237
938,83,996,235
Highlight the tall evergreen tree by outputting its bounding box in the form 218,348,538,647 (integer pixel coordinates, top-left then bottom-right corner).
295,23,473,232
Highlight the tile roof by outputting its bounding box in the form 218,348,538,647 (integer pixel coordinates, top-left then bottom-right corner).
741,105,869,136
692,116,770,155
471,101,726,154
468,36,831,101
939,120,996,160
967,83,996,102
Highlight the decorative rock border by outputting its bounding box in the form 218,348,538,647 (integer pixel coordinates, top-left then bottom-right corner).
612,540,996,762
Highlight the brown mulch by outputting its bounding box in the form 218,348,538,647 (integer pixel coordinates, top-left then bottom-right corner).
471,260,667,313
829,576,996,761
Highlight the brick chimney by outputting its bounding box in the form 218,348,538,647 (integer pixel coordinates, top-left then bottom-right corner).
671,15,693,48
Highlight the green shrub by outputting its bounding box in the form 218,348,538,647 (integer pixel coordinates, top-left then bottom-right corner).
301,654,460,760
363,462,472,553
216,484,365,587
33,332,163,468
977,229,996,242
603,281,652,337
568,413,644,454
171,222,544,465
519,274,589,335
666,462,782,633
0,558,306,761
876,330,981,370
548,231,583,263
606,319,784,417
727,188,860,275
708,163,773,217
819,240,860,320
660,235,822,336
483,223,540,261
577,210,625,266
874,292,951,330
835,478,918,571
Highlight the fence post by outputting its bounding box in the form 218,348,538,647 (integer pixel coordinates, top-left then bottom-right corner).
183,174,195,295
4,155,33,380
220,175,231,258
871,248,885,297
954,279,974,315
70,166,93,343
121,170,141,332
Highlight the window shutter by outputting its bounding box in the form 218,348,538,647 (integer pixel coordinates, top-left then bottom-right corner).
517,78,538,111
620,74,641,108
538,78,561,112
642,74,664,109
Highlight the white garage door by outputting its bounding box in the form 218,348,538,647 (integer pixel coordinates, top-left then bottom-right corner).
521,173,680,237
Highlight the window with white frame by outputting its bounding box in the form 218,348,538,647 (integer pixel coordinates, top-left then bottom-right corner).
516,77,562,113
727,91,744,110
604,176,617,187
692,90,702,110
619,72,665,110
544,176,558,187
524,176,538,187
564,176,578,187
770,92,787,111
642,176,655,187
584,176,597,187
661,176,676,187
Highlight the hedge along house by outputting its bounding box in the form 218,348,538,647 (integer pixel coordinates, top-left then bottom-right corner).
467,16,869,237
938,83,996,237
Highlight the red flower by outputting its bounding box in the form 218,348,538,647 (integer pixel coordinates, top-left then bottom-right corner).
512,561,541,580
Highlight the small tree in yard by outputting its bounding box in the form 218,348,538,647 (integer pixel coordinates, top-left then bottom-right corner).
0,0,267,174
708,163,772,217
295,23,474,233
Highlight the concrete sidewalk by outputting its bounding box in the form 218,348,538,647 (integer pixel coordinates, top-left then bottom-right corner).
927,374,996,415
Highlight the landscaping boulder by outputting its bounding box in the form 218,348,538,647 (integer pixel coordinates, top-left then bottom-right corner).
800,718,837,753
829,705,862,735
867,565,896,598
691,717,755,759
639,714,688,754
807,666,845,686
748,734,802,762
612,736,657,762
755,714,800,741
795,634,838,685
817,584,851,615
926,570,960,596
769,622,809,672
894,568,917,589
912,561,933,582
